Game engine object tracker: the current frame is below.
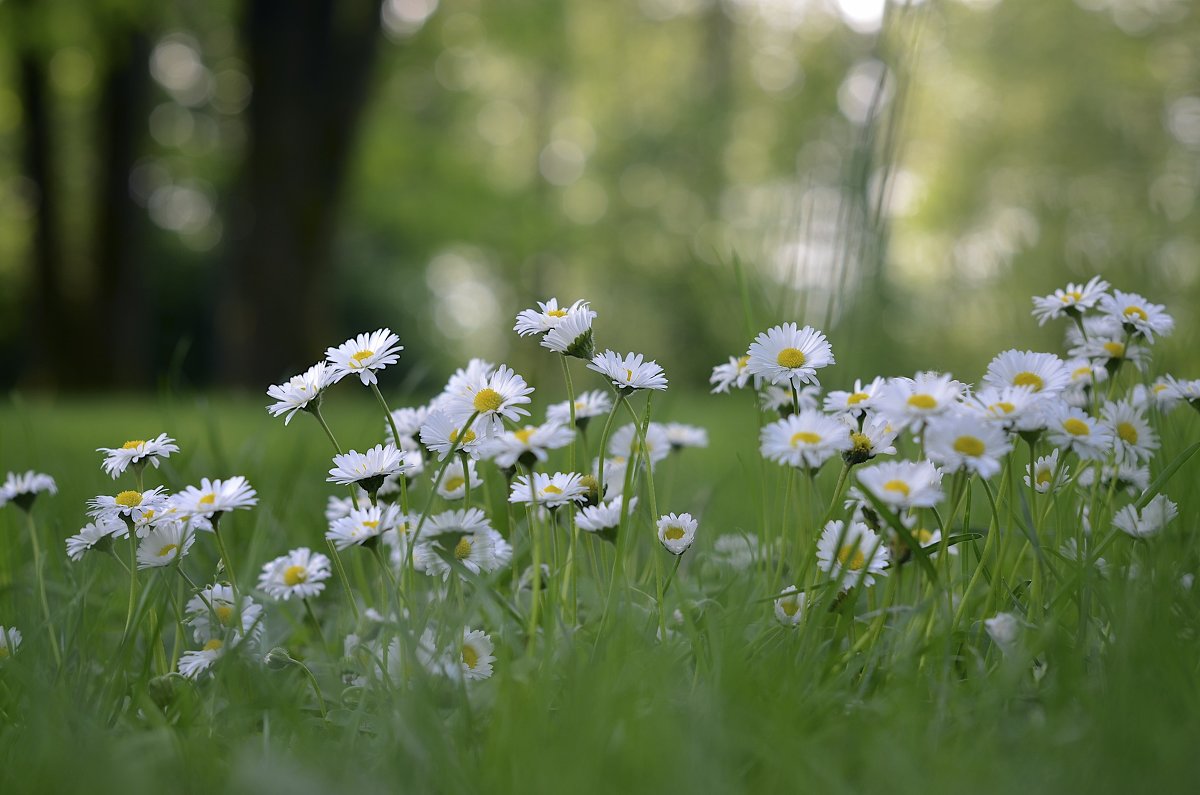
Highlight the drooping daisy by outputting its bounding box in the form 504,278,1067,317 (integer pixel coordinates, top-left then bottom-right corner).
546,389,613,427
326,503,400,550
1024,449,1068,494
1165,376,1200,411
541,307,596,359
656,512,698,555
459,628,496,681
434,457,483,500
481,423,575,469
97,433,180,478
842,413,899,465
327,444,406,491
0,470,58,510
0,626,21,660
258,547,331,600
1131,379,1182,413
855,460,944,509
759,384,821,415
385,405,433,448
326,328,404,386
774,587,805,626
983,350,1070,397
1099,290,1175,341
186,583,264,643
588,350,668,392
1043,404,1113,461
1101,400,1159,464
66,519,124,561
609,422,671,466
576,497,638,533
1067,315,1152,372
664,423,708,450
925,414,1013,479
442,364,534,438
709,354,756,394
514,298,592,337
136,521,195,569
266,363,335,425
816,519,889,589
172,476,258,519
745,323,834,388
876,373,965,431
508,472,589,508
823,377,885,416
88,486,170,526
178,639,225,679
1113,495,1178,539
968,385,1045,433
420,410,486,461
1030,275,1110,324
759,410,852,469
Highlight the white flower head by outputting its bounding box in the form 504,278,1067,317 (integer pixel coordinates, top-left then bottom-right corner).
745,323,834,389
0,626,21,660
434,457,483,500
258,547,331,600
66,519,125,560
588,350,668,392
855,460,944,509
664,423,708,450
327,503,400,550
540,307,596,359
925,414,1013,479
984,612,1021,653
0,470,58,510
509,472,589,508
415,520,498,581
419,410,486,461
1044,404,1113,461
385,405,433,448
481,423,575,469
1100,400,1159,464
1024,449,1068,494
816,520,888,589
983,350,1070,398
459,628,496,681
97,433,180,478
774,587,805,626
843,412,899,464
710,354,757,394
186,583,263,644
576,497,638,532
823,377,886,416
711,534,763,570
326,328,404,386
136,521,196,569
759,410,852,469
514,298,591,337
88,486,170,528
173,476,257,519
1067,315,1151,372
609,422,671,466
442,364,534,438
1113,495,1178,539
968,385,1046,433
1076,459,1150,497
546,389,612,426
327,444,406,488
1131,379,1182,413
656,512,698,555
266,363,335,425
178,640,226,679
759,384,821,415
876,373,966,431
1030,275,1109,324
1099,289,1174,341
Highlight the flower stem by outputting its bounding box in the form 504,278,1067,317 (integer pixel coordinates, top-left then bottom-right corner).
210,513,239,593
303,597,329,652
25,511,62,667
306,405,361,622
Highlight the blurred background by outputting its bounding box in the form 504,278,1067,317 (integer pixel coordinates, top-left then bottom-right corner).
0,0,1197,394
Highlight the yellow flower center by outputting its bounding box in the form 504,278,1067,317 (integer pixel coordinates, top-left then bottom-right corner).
1062,418,1090,436
790,431,822,446
736,355,750,370
283,565,308,586
780,598,800,617
362,520,380,529
473,388,504,413
547,308,568,318
1152,383,1168,394
836,544,866,571
916,528,935,545
462,644,480,668
1036,468,1053,486
1122,305,1147,321
514,428,536,444
847,392,870,405
203,639,224,652
0,647,8,659
1072,366,1093,380
543,484,563,495
122,440,145,450
115,490,143,508
1116,422,1138,445
776,347,806,369
624,368,634,382
907,394,937,410
850,432,872,453
449,428,477,445
454,536,473,560
989,401,1016,415
1012,372,1044,391
351,349,374,365
883,480,910,496
1060,290,1083,303
664,525,685,541
215,605,233,624
443,476,466,492
953,435,986,457
1103,341,1125,358
199,493,216,505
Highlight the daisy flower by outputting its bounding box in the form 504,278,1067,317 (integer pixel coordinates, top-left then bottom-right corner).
816,519,889,589
0,626,21,660
576,497,638,533
136,521,195,569
1064,357,1108,390
442,364,534,438
664,423,708,450
745,323,834,388
712,534,762,570
434,457,483,500
385,405,432,448
381,511,422,567
1067,316,1151,372
514,298,592,337
609,422,671,466
459,628,496,681
925,414,1012,479
823,377,885,416
1099,290,1174,340
709,354,756,394
258,547,331,601
186,584,264,643
1165,376,1200,411
482,423,574,469
509,472,589,508
326,328,404,386
773,587,805,626
327,504,400,550
855,460,944,509
984,613,1020,653
266,362,335,425
1043,404,1113,461
967,385,1043,432
178,639,226,679
1076,459,1150,496
97,433,180,478
327,444,406,490
546,389,613,427
1131,379,1182,413
1024,449,1068,494
88,486,170,527
437,358,497,404
876,373,965,431
842,413,899,465
420,410,486,461
1100,400,1158,463
759,410,852,469
172,476,257,521
0,470,57,510
588,350,668,392
656,512,698,555
66,519,124,561
415,531,498,580
1113,495,1178,539
1030,275,1109,324
760,384,821,415
983,350,1070,397
541,307,596,359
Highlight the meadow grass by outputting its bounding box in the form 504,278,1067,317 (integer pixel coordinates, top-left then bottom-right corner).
1,382,1199,795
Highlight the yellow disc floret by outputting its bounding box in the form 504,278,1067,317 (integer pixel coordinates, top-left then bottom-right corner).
953,436,986,457
283,565,308,586
790,431,822,446
776,348,806,369
836,545,866,571
473,388,504,413
907,394,937,410
115,490,143,508
1012,372,1044,391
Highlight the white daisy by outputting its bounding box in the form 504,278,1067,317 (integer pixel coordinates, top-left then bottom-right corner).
1113,495,1178,539
1131,379,1182,413
381,511,422,567
1064,356,1108,390
419,410,486,461
434,457,483,500
711,534,762,570
327,444,406,489
876,373,965,431
842,413,899,465
759,410,851,469
325,328,404,386
588,350,668,392
925,414,1012,479
541,307,596,359
855,460,944,509
97,433,180,478
258,547,331,601
823,377,885,416
759,384,821,415
509,472,589,508
186,584,264,643
172,476,258,519
1165,376,1200,410
1024,449,1068,494
546,389,613,427
709,354,757,394
514,298,592,337
415,530,498,580
325,494,359,523
774,587,805,626
459,628,496,681
437,358,497,405
1043,404,1113,461
0,626,21,660
576,497,638,532
1076,460,1150,496
1100,400,1158,463
66,519,124,561
745,322,834,388
1067,315,1151,372
664,423,708,450
385,405,433,448
88,486,170,526
0,470,58,510
266,363,335,425
609,422,671,466
136,521,195,569
984,612,1020,653
1099,289,1174,341
178,639,226,679
909,525,958,557
442,364,534,438
968,385,1045,433
816,520,889,589
656,512,698,555
326,504,400,550
1030,275,1110,324
982,350,1070,398
481,423,575,469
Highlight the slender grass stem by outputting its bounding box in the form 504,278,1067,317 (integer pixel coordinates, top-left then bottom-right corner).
25,511,62,667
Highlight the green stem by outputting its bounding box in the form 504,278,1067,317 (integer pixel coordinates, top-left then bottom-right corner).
210,514,239,593
25,511,62,667
594,392,623,498
303,597,329,652
306,405,360,622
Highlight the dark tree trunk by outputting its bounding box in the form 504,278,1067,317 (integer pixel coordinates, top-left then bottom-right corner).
218,0,383,386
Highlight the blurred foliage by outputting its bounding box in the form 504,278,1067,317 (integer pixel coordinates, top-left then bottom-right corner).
0,0,1197,392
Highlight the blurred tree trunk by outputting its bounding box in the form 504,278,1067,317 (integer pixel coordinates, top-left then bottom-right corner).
218,0,382,385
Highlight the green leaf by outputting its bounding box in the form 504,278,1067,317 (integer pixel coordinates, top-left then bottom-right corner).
858,488,939,584
1136,441,1200,509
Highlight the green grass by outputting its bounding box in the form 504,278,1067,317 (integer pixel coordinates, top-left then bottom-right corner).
2,388,1199,795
